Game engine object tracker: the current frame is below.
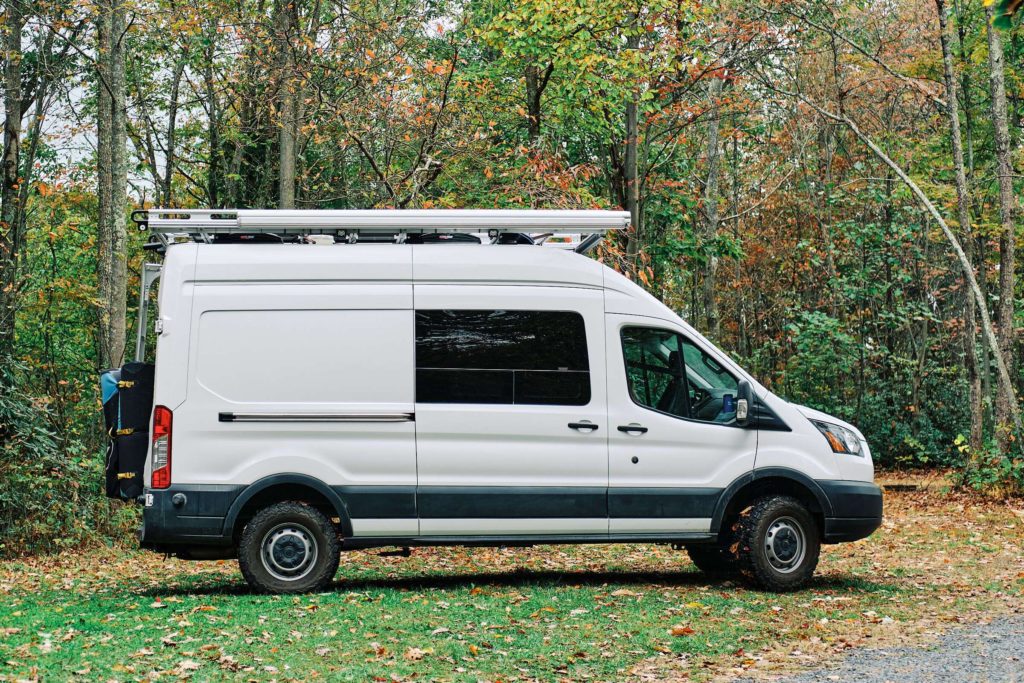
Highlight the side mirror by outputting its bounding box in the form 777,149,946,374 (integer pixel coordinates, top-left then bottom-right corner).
736,379,753,427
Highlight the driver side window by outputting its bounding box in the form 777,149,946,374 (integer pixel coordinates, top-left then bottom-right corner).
621,326,739,424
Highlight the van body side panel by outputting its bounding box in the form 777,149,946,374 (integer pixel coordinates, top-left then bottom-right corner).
412,281,609,535
171,247,419,537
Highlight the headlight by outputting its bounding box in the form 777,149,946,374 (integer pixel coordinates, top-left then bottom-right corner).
812,420,863,456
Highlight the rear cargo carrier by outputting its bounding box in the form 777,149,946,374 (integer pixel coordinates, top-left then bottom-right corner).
100,361,155,500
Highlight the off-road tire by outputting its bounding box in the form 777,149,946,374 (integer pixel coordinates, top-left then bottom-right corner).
733,495,820,592
686,545,737,575
238,501,340,594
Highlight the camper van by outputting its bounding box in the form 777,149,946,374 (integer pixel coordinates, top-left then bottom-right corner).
102,209,882,594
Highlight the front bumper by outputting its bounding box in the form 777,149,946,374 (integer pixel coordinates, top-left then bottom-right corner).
818,480,883,543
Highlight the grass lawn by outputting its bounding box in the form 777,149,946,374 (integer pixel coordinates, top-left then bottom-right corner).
1,485,1022,682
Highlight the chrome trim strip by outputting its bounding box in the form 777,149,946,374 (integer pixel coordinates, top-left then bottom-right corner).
219,412,414,423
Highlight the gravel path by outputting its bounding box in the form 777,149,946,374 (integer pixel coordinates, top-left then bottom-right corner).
749,616,1024,682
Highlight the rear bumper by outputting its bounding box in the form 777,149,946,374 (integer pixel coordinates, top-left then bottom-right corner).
818,480,883,543
139,485,240,550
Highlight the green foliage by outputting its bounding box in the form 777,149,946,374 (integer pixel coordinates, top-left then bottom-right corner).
952,434,1024,494
0,357,136,557
1,0,1021,563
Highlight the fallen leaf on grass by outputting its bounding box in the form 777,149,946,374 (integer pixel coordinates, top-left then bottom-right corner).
217,654,239,671
173,658,201,674
670,625,696,637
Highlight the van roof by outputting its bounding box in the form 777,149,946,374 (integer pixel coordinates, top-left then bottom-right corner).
185,243,608,289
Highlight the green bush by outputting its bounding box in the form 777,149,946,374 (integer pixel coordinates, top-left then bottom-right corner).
951,434,1024,496
774,311,968,469
0,356,136,557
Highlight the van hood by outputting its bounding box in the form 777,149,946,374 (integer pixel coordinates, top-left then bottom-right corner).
792,404,865,439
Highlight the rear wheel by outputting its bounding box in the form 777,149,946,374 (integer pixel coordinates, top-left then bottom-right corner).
733,495,820,592
238,501,340,594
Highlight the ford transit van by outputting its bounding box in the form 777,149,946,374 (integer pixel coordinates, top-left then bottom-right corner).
103,209,882,594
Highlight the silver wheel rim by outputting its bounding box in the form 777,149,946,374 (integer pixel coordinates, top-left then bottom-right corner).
763,515,806,574
260,522,318,582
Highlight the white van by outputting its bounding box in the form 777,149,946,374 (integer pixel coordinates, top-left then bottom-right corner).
105,209,882,594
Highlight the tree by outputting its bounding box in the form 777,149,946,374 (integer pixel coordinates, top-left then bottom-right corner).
96,0,128,369
274,0,301,208
0,0,25,357
936,0,983,450
983,2,1018,447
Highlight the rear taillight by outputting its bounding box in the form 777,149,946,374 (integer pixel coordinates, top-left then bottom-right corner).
151,405,172,489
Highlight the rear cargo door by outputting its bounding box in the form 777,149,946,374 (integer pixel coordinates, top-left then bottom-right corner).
176,246,419,538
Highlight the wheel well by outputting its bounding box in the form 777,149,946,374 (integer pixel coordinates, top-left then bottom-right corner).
717,477,825,543
231,484,342,542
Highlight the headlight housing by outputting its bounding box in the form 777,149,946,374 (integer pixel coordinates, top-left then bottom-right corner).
811,420,863,456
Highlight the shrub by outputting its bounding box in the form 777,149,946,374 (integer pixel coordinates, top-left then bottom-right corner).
0,356,136,557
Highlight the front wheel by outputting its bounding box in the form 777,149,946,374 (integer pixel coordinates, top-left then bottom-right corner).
733,495,820,592
238,501,341,594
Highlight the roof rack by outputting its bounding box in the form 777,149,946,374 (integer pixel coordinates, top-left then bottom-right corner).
132,209,629,254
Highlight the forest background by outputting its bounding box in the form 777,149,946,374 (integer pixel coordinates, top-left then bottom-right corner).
0,0,1022,554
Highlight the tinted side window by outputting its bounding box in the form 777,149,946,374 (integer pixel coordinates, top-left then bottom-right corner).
416,310,590,405
621,327,738,424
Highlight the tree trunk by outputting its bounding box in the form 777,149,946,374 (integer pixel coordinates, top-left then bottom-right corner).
0,1,24,357
701,76,724,339
984,5,1018,447
524,63,552,142
205,37,221,208
623,32,641,275
937,0,983,450
96,0,128,370
526,65,541,142
276,0,300,209
732,114,748,358
163,59,185,207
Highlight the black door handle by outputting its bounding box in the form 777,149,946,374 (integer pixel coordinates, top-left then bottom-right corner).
617,424,648,434
568,422,599,431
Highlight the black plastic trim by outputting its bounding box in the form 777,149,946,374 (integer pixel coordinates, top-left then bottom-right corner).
335,486,417,519
709,467,833,533
823,517,882,543
222,474,355,538
818,480,884,519
141,484,243,548
609,487,721,518
417,486,606,519
751,398,791,431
